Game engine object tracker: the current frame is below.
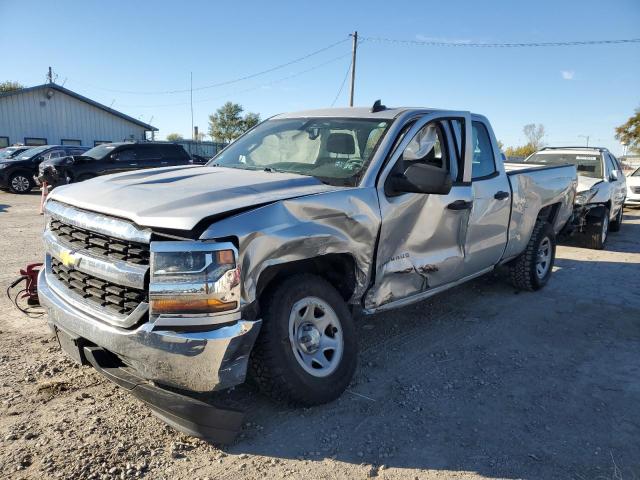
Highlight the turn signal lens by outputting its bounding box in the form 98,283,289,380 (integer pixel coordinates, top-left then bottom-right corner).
150,297,237,314
215,249,235,265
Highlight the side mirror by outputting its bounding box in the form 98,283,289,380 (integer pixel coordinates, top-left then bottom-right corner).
610,170,619,181
387,163,453,195
61,156,74,166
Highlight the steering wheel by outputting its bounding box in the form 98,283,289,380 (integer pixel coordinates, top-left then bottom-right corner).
344,157,364,171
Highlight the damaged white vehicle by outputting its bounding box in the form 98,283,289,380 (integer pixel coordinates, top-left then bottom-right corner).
524,147,627,249
38,105,577,441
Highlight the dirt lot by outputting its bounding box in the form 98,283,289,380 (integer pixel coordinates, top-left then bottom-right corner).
0,191,639,480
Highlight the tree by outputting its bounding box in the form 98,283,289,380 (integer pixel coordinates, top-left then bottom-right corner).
615,107,640,154
0,81,23,93
208,102,261,143
523,123,545,150
166,133,183,141
504,144,537,158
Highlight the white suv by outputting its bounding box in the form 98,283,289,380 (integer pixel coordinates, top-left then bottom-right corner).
525,147,627,249
625,167,640,206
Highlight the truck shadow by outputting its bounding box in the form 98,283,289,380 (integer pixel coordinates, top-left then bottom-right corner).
205,223,640,479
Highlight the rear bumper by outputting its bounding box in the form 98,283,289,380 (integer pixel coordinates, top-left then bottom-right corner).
38,269,262,393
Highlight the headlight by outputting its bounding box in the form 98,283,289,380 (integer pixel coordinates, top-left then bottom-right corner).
149,241,240,317
575,187,597,205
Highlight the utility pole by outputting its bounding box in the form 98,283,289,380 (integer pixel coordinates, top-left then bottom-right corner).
47,66,53,84
349,31,358,107
190,72,194,141
579,135,590,147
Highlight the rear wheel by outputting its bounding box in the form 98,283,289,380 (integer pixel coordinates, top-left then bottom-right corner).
509,221,556,291
609,206,623,232
8,172,33,194
584,208,609,249
250,274,357,406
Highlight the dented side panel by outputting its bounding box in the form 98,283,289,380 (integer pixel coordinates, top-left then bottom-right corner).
502,165,577,261
364,186,473,309
199,188,381,306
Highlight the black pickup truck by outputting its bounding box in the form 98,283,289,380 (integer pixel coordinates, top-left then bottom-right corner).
37,142,192,185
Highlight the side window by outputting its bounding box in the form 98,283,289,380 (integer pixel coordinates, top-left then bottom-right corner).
136,146,162,161
115,149,136,162
400,122,447,171
471,122,496,179
604,154,616,177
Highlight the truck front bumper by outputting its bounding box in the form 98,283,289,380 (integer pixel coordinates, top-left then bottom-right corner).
38,269,262,393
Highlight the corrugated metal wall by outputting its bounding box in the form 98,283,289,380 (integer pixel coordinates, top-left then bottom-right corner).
0,88,148,147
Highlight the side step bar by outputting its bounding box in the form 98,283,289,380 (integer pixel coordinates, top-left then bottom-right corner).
83,346,244,444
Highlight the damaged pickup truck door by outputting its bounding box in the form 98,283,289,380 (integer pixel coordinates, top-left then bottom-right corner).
459,119,511,276
366,113,473,309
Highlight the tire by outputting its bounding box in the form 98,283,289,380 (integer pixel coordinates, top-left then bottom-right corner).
249,274,357,406
8,172,33,194
509,221,556,291
584,207,609,249
609,206,622,233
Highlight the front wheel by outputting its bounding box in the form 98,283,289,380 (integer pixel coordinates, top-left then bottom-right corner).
250,274,357,406
8,172,33,194
584,208,609,249
509,221,556,291
609,206,623,233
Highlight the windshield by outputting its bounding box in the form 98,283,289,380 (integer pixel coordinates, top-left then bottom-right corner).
82,144,117,160
16,146,48,160
0,148,19,159
526,152,603,179
208,118,391,186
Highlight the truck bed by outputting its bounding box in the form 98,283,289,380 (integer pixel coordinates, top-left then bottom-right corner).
501,162,577,261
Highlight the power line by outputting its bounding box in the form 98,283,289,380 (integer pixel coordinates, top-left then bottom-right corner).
331,57,353,107
361,36,640,48
117,52,352,109
71,37,350,95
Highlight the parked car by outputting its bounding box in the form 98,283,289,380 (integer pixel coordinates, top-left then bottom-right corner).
39,105,577,441
524,147,626,249
625,167,640,207
37,142,192,184
0,145,89,194
0,145,34,160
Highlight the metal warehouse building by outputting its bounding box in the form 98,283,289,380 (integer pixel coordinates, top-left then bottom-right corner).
0,83,157,148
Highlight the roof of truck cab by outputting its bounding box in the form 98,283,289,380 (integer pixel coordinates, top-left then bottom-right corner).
272,107,424,120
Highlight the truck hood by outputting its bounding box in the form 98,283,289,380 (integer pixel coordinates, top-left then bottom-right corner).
577,175,603,193
48,166,341,231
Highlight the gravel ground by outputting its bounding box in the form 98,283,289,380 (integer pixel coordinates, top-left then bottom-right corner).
1,190,639,480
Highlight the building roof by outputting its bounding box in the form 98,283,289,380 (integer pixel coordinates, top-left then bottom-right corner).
0,83,158,131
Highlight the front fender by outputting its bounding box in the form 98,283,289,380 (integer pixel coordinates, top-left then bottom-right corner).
199,188,381,306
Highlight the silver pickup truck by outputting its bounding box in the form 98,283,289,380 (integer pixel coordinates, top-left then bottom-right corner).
38,105,577,440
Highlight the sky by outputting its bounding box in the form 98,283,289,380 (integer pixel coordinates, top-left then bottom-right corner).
1,0,639,154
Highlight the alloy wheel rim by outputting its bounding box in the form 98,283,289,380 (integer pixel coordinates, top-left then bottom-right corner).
11,176,30,192
536,237,552,279
602,215,609,243
288,296,343,378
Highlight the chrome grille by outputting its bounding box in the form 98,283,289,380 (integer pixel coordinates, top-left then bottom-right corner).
50,219,149,265
51,258,146,316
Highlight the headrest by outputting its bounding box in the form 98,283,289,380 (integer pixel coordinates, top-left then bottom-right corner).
326,133,355,155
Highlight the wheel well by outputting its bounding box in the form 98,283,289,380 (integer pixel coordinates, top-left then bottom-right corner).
256,254,357,306
537,203,561,226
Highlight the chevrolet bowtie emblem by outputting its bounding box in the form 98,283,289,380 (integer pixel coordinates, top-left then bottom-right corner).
60,249,80,268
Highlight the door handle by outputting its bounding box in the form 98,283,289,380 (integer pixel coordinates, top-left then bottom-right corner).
447,200,473,210
494,191,510,200
129,163,138,166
